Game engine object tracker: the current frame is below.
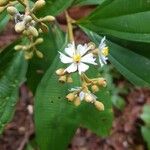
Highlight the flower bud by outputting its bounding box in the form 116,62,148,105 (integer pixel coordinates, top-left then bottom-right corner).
24,15,32,23
36,50,43,58
94,101,104,111
14,45,23,51
91,85,99,93
67,76,73,83
66,93,75,101
32,0,46,12
0,6,5,13
35,38,44,44
85,94,94,103
15,22,25,33
97,78,107,87
74,97,81,106
56,68,65,76
0,0,8,6
7,6,18,16
27,26,39,37
24,51,33,60
59,75,67,83
41,16,55,22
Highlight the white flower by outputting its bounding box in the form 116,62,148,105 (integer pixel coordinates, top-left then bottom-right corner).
98,37,109,67
59,42,97,74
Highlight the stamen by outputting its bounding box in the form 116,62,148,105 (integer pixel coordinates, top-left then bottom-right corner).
102,47,109,56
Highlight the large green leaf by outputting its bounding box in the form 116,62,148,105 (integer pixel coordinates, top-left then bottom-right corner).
27,25,64,93
35,36,112,150
80,27,150,87
0,43,28,133
34,0,74,16
72,0,105,6
79,0,150,43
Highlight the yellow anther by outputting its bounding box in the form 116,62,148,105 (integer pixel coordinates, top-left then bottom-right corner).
102,47,109,56
73,54,81,62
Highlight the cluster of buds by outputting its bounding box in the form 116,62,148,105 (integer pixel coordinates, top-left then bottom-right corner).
56,68,73,83
66,86,105,111
3,0,55,59
0,0,17,13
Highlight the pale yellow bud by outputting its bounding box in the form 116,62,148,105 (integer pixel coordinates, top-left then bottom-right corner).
15,22,25,33
66,93,75,101
85,94,94,103
36,50,43,58
67,76,73,83
35,38,44,44
41,16,55,22
97,78,107,87
0,0,8,6
94,101,104,111
91,85,99,93
24,15,32,23
59,75,66,83
56,68,65,76
74,97,81,106
7,6,18,16
27,26,39,37
0,6,5,13
32,0,46,12
14,45,23,51
24,51,33,60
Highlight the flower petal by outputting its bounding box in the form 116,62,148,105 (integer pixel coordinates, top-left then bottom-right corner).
77,44,89,56
65,42,75,57
81,53,97,65
65,63,77,73
59,51,73,64
78,62,89,74
79,91,85,101
99,36,106,50
99,56,108,66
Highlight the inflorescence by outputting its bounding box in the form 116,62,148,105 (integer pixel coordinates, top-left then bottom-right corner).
0,0,55,59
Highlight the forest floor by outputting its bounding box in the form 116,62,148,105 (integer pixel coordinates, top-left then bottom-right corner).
0,6,150,150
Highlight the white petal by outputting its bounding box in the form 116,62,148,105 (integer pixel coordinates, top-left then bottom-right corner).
78,62,89,74
99,56,108,66
59,52,73,64
81,53,97,65
99,36,106,50
79,91,85,101
65,63,77,73
65,42,75,57
69,87,81,92
77,44,89,56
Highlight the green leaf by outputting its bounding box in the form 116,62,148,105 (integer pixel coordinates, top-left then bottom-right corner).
80,27,150,87
34,0,74,16
27,25,64,93
72,0,105,6
141,127,150,150
35,37,112,150
0,43,28,134
79,0,150,43
0,11,9,32
141,105,150,127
